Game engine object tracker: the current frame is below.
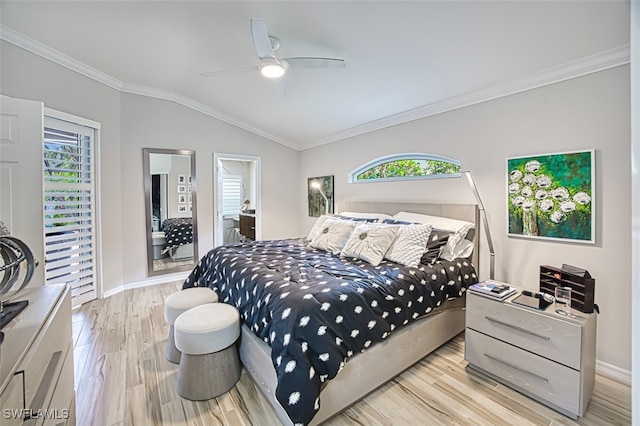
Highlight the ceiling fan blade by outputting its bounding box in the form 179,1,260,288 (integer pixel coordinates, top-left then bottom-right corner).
251,18,276,60
283,57,346,70
200,66,256,77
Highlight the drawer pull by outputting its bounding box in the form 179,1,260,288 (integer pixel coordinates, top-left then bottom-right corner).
25,350,63,421
485,316,550,340
484,353,549,383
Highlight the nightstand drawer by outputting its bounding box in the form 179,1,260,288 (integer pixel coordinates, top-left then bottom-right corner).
466,329,581,415
467,293,581,368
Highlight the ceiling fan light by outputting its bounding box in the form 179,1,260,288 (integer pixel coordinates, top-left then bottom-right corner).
260,61,286,78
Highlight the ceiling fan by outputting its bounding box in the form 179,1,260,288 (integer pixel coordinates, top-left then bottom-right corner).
201,18,345,94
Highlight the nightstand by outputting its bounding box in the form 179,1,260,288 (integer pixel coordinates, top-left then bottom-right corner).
465,288,597,419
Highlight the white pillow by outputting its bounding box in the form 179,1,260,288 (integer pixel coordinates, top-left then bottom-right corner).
307,215,333,241
392,212,474,233
443,239,474,261
309,218,357,254
341,223,399,266
439,222,475,261
385,223,433,267
338,212,394,222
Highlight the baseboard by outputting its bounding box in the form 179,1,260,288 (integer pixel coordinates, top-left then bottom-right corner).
596,359,631,385
102,272,190,299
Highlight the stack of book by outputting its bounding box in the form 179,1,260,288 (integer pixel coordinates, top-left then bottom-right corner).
469,280,517,300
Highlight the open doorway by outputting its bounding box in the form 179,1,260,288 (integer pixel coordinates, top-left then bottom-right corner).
213,153,261,247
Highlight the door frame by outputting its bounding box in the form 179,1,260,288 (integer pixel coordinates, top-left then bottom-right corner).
213,153,261,247
44,107,102,306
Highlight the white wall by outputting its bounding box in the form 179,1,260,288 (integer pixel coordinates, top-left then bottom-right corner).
299,66,631,375
120,93,301,284
0,40,302,293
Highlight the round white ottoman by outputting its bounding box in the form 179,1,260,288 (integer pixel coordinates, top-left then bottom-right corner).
164,287,218,364
174,303,241,401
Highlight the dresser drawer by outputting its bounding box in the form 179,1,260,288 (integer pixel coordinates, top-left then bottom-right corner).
466,328,581,416
0,373,25,425
466,293,581,369
42,342,74,425
20,289,72,422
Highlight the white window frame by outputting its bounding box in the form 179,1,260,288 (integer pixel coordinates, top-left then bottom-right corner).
348,152,461,183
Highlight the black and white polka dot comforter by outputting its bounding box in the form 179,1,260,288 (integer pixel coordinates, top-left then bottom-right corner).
182,238,477,425
161,217,193,253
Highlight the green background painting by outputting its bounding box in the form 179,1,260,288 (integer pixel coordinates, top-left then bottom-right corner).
308,175,334,217
507,150,594,242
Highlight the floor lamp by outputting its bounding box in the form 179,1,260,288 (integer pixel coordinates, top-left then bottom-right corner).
310,181,330,215
462,171,495,281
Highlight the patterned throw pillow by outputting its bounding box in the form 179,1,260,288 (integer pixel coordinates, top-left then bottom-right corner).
385,223,433,267
309,218,357,254
341,223,399,266
420,228,453,264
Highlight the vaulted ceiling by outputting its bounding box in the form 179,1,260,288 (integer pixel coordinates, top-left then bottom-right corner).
0,1,630,150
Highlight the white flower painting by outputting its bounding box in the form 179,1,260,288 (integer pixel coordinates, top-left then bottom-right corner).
507,150,594,243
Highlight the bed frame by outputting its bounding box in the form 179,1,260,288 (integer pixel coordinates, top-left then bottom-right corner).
238,202,480,425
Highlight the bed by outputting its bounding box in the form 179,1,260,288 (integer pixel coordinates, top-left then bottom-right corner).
161,217,194,259
182,202,480,425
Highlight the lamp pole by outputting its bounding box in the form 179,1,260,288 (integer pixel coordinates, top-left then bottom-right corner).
310,181,330,215
462,171,495,281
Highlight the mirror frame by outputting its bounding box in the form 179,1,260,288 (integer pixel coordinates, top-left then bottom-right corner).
143,148,198,277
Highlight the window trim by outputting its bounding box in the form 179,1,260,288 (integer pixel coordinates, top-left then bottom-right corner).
348,152,461,183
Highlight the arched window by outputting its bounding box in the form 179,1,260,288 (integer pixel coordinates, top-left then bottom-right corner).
348,153,461,183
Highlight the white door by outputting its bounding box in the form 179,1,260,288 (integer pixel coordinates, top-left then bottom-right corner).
0,95,46,285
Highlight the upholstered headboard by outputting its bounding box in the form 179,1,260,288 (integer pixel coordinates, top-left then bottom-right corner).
337,201,481,274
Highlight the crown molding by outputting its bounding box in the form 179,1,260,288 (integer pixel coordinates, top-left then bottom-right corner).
0,24,297,150
1,25,125,91
300,44,630,151
2,24,629,152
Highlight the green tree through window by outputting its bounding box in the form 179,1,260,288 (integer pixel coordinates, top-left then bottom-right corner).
350,154,460,183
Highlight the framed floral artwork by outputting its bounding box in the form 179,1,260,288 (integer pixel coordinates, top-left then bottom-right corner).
507,150,594,243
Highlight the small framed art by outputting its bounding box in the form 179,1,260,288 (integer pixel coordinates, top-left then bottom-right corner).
308,175,334,217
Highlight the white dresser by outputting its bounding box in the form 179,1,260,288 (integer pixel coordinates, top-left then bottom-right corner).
465,289,597,419
0,284,75,425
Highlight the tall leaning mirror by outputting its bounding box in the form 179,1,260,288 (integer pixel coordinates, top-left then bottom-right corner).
143,148,198,277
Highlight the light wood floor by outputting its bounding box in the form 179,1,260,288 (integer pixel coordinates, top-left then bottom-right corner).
72,281,631,426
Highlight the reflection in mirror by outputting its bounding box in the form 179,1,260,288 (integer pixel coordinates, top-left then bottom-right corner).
143,148,198,276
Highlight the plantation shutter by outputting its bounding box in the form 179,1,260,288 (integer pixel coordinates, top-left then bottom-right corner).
222,175,242,217
43,116,97,306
